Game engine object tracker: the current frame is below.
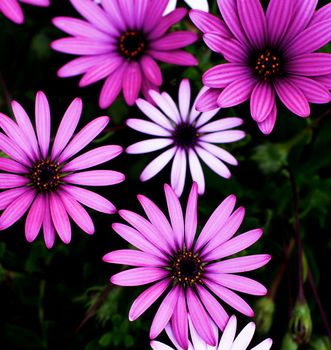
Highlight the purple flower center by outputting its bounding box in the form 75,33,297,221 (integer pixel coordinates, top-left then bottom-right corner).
253,49,282,81
171,251,204,285
118,31,146,59
173,123,198,148
31,160,61,192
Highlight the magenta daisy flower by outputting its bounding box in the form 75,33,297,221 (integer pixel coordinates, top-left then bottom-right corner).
190,0,331,134
0,92,124,248
104,183,270,348
51,0,198,109
0,0,50,24
151,315,273,350
126,79,245,197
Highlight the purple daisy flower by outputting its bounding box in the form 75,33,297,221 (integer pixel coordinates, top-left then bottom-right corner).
104,182,270,348
0,92,124,248
151,315,273,350
126,79,245,197
0,0,49,24
190,0,331,134
51,0,198,109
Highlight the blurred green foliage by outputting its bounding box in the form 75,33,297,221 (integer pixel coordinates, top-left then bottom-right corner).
0,0,330,349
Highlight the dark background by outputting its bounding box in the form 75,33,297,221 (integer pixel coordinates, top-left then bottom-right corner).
0,0,330,349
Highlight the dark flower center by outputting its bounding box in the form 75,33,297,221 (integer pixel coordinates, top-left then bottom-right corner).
173,123,198,148
171,251,204,285
253,49,282,80
119,31,146,59
31,160,61,192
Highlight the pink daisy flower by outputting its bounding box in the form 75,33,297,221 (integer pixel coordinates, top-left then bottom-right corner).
0,92,124,248
0,0,50,24
151,315,273,350
51,0,198,109
164,0,209,15
190,0,331,134
126,79,245,197
104,182,270,349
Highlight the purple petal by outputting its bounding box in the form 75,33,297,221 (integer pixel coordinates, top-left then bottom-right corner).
198,117,243,133
285,20,331,57
50,192,71,244
63,145,122,172
0,174,29,189
99,65,125,109
231,322,256,349
199,142,238,166
217,315,237,349
150,286,179,339
171,287,188,349
310,3,331,26
188,150,205,195
43,195,55,249
25,194,45,243
127,139,173,154
117,0,135,28
100,0,125,32
257,104,277,135
217,78,256,108
287,53,331,76
151,32,197,51
178,79,191,121
51,38,114,55
313,74,331,89
127,118,172,137
137,194,175,250
64,170,124,186
274,78,310,117
204,280,254,316
0,133,30,166
62,185,116,214
250,81,275,122
0,158,28,174
266,0,293,47
134,0,149,28
203,64,252,89
185,183,198,251
58,116,109,163
0,187,28,210
51,97,82,160
140,56,163,86
35,91,50,159
103,249,165,267
170,148,187,197
111,267,168,286
123,62,142,106
0,0,24,24
186,288,216,346
164,183,185,249
289,76,331,104
129,279,169,321
196,285,229,331
150,90,181,123
195,194,236,251
150,50,198,66
59,192,94,235
207,254,271,273
189,9,230,36
143,0,170,33
196,88,220,112
140,147,177,181
0,189,35,231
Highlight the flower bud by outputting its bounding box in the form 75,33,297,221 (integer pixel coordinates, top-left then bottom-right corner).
308,336,331,350
289,300,313,345
281,332,299,350
254,297,275,335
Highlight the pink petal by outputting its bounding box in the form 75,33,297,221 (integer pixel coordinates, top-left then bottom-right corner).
111,267,168,286
178,79,191,121
150,286,180,339
164,183,185,249
171,287,188,349
195,194,236,251
0,187,29,210
188,149,205,195
129,279,170,321
127,119,171,137
25,194,45,242
150,50,198,66
0,0,24,24
198,117,243,133
0,133,30,166
0,174,29,189
51,98,82,160
150,90,181,123
257,104,277,135
250,81,275,123
310,3,331,26
35,91,50,159
64,170,124,186
0,189,35,230
103,249,165,267
196,88,220,112
218,315,237,349
151,32,197,51
170,148,187,197
186,288,216,346
140,147,177,181
140,56,163,86
123,62,142,106
58,116,109,163
231,322,256,349
287,53,331,76
189,9,230,36
50,192,71,244
43,194,55,249
127,138,173,154
143,0,170,33
199,130,245,143
199,142,238,166
51,38,114,55
185,183,198,250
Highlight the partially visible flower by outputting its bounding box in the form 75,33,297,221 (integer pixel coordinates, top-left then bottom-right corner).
255,297,275,335
0,0,49,24
164,0,208,15
52,0,198,109
0,92,124,248
190,0,331,134
104,182,270,348
289,300,312,345
126,79,245,197
151,315,273,350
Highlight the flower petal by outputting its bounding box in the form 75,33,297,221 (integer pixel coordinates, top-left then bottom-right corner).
111,267,168,286
189,9,230,36
0,187,28,210
123,62,142,106
127,119,171,137
127,138,173,154
43,194,55,249
150,90,181,123
50,192,71,244
150,50,198,66
188,149,205,195
198,117,243,133
171,287,188,350
199,142,238,166
25,194,45,243
140,56,163,86
231,322,255,349
103,249,165,267
64,170,125,186
196,88,220,112
170,148,187,197
287,53,331,76
178,79,191,121
185,182,198,251
35,91,50,159
257,104,277,135
250,81,275,122
151,31,198,51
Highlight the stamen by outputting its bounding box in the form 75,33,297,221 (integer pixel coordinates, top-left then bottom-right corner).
119,31,146,59
31,160,61,192
173,123,198,148
253,49,281,80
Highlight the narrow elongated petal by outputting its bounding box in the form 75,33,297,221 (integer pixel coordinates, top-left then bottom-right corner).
231,322,255,349
178,79,191,121
150,50,198,66
251,339,273,350
99,66,125,109
0,187,29,210
218,315,237,349
111,267,168,286
188,150,205,195
199,142,238,166
43,195,55,249
64,170,124,186
198,117,243,133
257,104,277,135
123,62,142,106
189,10,230,36
171,287,188,350
103,249,165,267
144,0,170,33
25,194,45,242
127,119,171,137
0,133,31,166
129,279,170,321
35,92,50,159
185,182,198,250
50,192,71,244
287,53,331,76
127,139,173,154
140,56,163,86
196,88,220,112
200,130,245,144
170,148,187,197
0,174,29,189
151,32,197,51
250,81,275,122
